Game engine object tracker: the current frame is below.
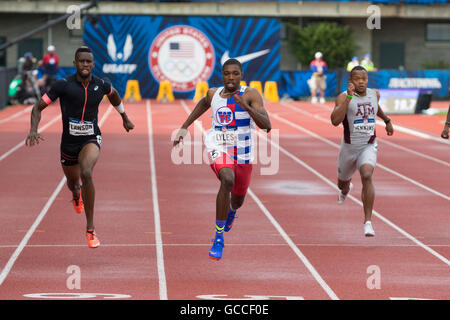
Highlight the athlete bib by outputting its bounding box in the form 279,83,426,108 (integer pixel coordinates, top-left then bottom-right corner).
353,118,375,135
69,118,94,136
214,127,238,146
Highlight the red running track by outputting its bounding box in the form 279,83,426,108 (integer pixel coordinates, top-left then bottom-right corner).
0,100,448,300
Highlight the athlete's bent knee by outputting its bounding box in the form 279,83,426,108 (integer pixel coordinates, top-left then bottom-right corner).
231,196,245,210
66,179,80,191
219,172,235,191
221,176,234,191
80,168,93,182
360,167,373,182
338,179,351,190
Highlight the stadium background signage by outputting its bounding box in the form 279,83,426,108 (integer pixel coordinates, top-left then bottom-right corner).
84,15,281,99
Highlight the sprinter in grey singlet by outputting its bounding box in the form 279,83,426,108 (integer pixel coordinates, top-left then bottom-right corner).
330,66,394,237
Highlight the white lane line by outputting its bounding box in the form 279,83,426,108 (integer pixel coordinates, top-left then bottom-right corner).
0,106,113,286
0,178,66,286
179,100,339,300
0,114,61,162
271,112,450,201
376,138,449,167
247,189,339,300
280,102,449,167
146,99,168,300
255,129,450,266
376,120,450,145
1,243,450,248
98,105,113,127
0,105,33,125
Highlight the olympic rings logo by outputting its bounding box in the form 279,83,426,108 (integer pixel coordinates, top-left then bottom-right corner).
149,25,215,92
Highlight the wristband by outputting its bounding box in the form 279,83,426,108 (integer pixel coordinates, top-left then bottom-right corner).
346,94,353,99
114,102,125,114
384,118,391,124
445,121,450,126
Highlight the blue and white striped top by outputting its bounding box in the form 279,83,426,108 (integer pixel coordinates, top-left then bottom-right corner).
205,86,256,164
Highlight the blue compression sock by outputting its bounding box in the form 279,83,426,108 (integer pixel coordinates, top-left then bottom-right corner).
215,220,226,240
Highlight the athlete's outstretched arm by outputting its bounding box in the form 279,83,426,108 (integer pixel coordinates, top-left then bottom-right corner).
233,88,271,132
173,89,214,147
107,87,135,132
26,98,49,146
376,90,394,136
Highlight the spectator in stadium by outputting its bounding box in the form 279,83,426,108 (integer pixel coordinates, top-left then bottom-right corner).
441,105,450,139
16,52,41,102
34,62,47,95
361,53,377,72
346,56,359,72
21,52,37,73
15,73,39,105
308,51,327,104
42,45,59,91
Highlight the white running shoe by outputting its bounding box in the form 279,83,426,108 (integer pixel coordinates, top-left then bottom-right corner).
320,97,325,104
338,183,353,204
311,96,318,104
364,221,375,237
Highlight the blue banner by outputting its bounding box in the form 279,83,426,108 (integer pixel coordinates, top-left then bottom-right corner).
340,70,450,97
278,69,449,99
83,15,280,98
279,71,338,98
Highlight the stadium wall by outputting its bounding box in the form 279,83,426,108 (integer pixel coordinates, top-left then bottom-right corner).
0,2,448,102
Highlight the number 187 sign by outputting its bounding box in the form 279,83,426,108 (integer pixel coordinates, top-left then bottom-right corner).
378,89,420,114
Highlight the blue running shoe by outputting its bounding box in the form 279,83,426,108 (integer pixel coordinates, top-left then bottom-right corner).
224,208,237,232
209,238,224,260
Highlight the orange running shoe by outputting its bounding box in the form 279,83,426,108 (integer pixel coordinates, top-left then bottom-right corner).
86,229,100,248
72,195,84,214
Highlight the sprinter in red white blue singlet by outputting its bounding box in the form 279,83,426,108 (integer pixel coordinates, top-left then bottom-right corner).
173,58,271,260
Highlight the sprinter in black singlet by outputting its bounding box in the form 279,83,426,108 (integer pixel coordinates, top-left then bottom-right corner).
26,47,135,248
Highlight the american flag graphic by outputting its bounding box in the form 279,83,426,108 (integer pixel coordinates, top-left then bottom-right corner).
169,42,195,58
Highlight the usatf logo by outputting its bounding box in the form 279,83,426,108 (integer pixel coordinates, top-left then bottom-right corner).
216,107,234,125
148,25,215,92
103,34,137,74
